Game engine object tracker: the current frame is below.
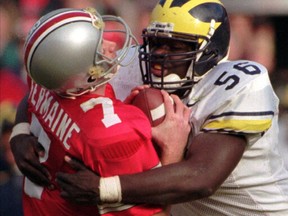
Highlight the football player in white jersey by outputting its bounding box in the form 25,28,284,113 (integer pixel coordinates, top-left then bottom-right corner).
10,0,288,215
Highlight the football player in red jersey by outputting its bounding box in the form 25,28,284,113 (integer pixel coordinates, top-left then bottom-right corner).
12,0,288,215
54,1,288,215
9,7,191,216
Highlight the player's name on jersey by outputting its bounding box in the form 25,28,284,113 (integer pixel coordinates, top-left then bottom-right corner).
29,82,80,149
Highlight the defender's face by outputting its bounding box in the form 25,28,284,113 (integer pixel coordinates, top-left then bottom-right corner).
148,38,193,79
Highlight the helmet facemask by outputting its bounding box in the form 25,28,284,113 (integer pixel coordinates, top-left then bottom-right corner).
90,14,138,85
139,26,210,98
61,11,138,98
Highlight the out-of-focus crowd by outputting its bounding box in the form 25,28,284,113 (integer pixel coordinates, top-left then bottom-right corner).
1,0,287,215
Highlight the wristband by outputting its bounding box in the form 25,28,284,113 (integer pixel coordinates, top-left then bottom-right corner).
99,176,122,203
9,122,30,141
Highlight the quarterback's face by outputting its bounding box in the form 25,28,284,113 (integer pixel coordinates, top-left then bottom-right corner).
149,38,193,79
101,39,117,59
100,39,118,73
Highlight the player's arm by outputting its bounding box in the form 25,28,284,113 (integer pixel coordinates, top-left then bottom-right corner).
9,94,52,187
56,91,245,205
120,133,246,205
56,132,246,205
55,90,190,203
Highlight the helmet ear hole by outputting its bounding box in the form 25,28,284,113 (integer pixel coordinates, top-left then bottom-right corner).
87,76,96,83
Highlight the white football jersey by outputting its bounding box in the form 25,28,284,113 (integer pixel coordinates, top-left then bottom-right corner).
110,52,288,215
172,60,288,215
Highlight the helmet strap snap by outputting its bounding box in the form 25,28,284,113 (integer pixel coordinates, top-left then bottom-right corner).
89,66,105,80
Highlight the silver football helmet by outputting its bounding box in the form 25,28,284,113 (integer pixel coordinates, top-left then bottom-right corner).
24,7,137,97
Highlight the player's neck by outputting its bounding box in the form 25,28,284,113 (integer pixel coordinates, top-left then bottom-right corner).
91,84,106,96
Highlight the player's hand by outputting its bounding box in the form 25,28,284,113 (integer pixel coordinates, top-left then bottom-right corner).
56,156,101,205
10,134,52,187
123,85,150,104
152,90,192,165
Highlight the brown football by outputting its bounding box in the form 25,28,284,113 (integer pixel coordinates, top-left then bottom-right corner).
131,88,165,126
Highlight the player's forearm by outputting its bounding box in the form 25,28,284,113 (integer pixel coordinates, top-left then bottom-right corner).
119,162,199,205
9,94,30,140
15,94,29,124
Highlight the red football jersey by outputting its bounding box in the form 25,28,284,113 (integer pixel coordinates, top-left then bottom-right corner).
23,81,162,215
